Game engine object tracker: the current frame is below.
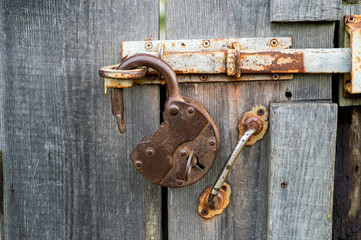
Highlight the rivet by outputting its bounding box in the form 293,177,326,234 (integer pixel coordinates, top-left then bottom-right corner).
135,161,142,168
281,182,288,189
145,42,153,49
146,147,155,156
209,140,216,146
187,107,195,114
179,149,188,158
269,38,278,47
169,105,179,115
176,180,184,186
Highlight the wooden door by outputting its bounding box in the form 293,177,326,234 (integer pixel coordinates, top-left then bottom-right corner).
0,0,360,239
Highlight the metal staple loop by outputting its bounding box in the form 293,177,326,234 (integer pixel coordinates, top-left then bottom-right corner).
98,64,146,79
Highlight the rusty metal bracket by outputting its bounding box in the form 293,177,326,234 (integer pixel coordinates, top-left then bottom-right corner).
99,37,295,92
344,15,361,94
198,105,268,219
99,15,361,95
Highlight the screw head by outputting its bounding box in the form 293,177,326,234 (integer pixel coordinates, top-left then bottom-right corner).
269,38,278,47
147,74,156,80
272,74,280,80
201,209,209,216
200,75,208,81
202,40,211,48
135,161,142,168
187,107,195,114
145,42,153,49
281,182,288,189
179,149,188,158
257,109,265,116
146,147,155,156
169,105,179,115
209,139,216,146
348,15,355,23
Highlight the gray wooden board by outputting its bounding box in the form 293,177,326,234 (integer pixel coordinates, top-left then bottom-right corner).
0,0,161,239
338,4,361,106
271,0,342,22
267,103,337,240
166,1,335,239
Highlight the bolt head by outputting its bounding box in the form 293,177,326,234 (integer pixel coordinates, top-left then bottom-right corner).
168,105,179,115
209,139,216,146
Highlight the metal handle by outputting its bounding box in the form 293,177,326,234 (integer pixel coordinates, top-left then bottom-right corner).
198,105,269,219
207,127,257,208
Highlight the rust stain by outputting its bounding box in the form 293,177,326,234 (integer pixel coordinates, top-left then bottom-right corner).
198,183,231,219
240,51,305,73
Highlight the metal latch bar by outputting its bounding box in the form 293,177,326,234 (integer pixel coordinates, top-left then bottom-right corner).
99,16,361,94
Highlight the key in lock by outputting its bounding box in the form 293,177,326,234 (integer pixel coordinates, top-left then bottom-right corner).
113,54,220,188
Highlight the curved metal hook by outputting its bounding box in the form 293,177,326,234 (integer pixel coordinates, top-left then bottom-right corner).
111,54,184,134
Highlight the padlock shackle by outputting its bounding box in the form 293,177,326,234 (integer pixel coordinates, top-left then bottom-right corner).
117,54,184,104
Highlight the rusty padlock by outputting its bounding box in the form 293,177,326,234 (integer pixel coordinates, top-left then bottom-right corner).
116,54,220,188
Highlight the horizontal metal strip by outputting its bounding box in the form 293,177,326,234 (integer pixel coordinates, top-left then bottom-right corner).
124,49,350,75
104,74,294,90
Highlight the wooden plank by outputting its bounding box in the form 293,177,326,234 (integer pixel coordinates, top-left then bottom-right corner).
0,0,5,238
166,1,336,239
333,107,361,239
271,0,342,22
0,0,161,239
267,103,337,240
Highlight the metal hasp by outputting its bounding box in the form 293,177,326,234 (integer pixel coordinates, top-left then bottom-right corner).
112,54,220,188
344,15,361,94
99,20,361,95
198,106,268,219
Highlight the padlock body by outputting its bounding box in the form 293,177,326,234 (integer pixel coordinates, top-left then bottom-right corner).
130,97,220,188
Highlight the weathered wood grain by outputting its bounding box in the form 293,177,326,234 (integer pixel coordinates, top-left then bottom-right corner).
271,0,342,22
166,0,336,239
268,103,337,240
333,107,361,239
0,0,161,239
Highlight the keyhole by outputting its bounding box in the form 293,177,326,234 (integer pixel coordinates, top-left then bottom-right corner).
194,155,205,170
